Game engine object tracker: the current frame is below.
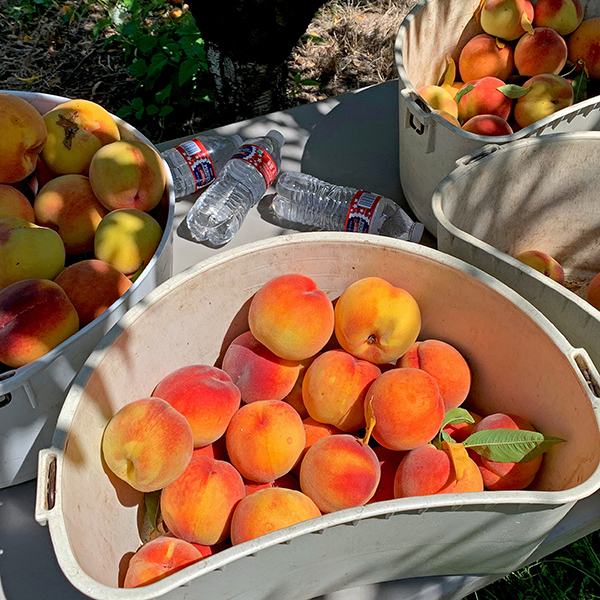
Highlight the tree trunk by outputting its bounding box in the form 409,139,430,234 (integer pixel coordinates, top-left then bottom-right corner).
189,0,325,123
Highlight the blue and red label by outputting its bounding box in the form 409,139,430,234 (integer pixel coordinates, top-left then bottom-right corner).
174,139,216,190
344,191,381,232
232,144,278,187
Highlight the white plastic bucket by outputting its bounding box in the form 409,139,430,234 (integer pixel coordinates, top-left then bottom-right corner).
0,91,175,488
35,232,600,600
395,0,600,234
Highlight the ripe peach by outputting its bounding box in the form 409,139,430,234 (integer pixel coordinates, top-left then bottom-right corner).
587,272,600,311
480,0,535,41
161,455,245,545
41,98,120,175
123,536,203,588
292,417,343,477
152,364,241,448
94,208,163,275
397,339,471,410
365,368,445,451
462,114,514,136
459,34,515,83
299,434,381,513
514,27,568,76
221,331,300,404
54,259,132,327
568,18,600,80
368,445,406,504
416,85,459,118
435,110,461,127
248,273,334,361
34,174,109,254
243,472,301,495
533,0,583,35
0,217,65,291
0,278,79,368
514,74,574,128
302,349,381,432
281,355,315,419
231,487,321,545
102,397,193,493
89,140,167,213
192,435,228,461
0,185,34,221
226,400,306,483
334,276,421,364
0,93,47,184
443,411,483,443
515,250,565,284
457,77,513,123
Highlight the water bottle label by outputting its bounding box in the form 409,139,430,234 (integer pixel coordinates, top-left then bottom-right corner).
344,191,381,233
174,139,216,190
231,144,278,187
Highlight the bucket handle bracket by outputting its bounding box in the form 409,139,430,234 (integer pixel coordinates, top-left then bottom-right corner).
401,88,437,154
35,450,59,526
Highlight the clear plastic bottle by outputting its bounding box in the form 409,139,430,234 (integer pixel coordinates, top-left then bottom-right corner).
161,133,243,199
272,172,425,243
185,130,285,246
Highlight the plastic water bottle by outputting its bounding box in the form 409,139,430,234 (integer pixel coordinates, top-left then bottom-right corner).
161,133,243,198
186,130,285,246
272,172,425,243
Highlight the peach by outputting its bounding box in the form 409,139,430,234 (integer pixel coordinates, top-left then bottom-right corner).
231,488,321,545
89,140,167,213
534,0,583,36
221,331,300,404
0,93,47,184
302,349,381,432
152,364,241,448
416,85,459,118
292,417,343,477
34,174,109,254
515,249,565,284
457,77,513,123
514,27,568,76
102,397,193,493
41,98,120,175
192,435,229,461
94,208,163,275
514,74,574,128
469,412,543,490
123,536,203,588
368,445,406,504
248,274,335,361
161,455,245,545
0,278,79,368
0,185,34,221
243,472,301,495
281,355,315,419
587,272,600,311
226,400,306,483
459,34,515,83
365,368,445,451
299,434,381,513
0,216,65,291
435,110,461,127
397,339,471,410
568,18,600,80
443,411,483,443
462,114,514,136
480,0,535,41
334,276,421,364
54,259,132,327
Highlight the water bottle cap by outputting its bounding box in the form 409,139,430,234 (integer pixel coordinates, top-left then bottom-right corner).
266,129,285,148
232,133,243,148
410,222,425,244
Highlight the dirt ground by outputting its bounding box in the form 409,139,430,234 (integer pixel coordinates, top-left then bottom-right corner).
0,0,418,143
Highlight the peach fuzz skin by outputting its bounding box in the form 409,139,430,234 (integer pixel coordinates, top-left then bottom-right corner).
281,355,316,419
300,434,381,513
514,27,568,77
443,411,483,443
365,368,445,451
230,487,321,545
587,273,600,311
243,472,300,495
457,77,512,124
533,0,583,36
397,339,471,410
226,400,306,483
161,455,245,545
292,417,343,477
515,250,564,284
480,0,535,41
462,114,513,136
568,18,600,80
123,536,203,588
302,349,381,432
334,276,421,364
368,446,406,503
221,330,300,404
416,85,459,118
152,364,241,448
248,273,335,361
101,397,194,493
0,185,35,221
459,34,515,83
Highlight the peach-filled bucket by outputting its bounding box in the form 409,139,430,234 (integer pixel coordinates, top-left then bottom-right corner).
36,233,600,600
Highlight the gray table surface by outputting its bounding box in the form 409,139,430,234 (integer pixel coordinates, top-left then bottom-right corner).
1,80,600,600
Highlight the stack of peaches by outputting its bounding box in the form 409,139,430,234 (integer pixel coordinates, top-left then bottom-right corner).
102,273,563,588
0,93,167,371
417,0,599,136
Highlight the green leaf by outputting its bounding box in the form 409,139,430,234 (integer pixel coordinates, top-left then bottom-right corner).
128,59,148,78
497,84,531,98
130,97,144,110
146,104,159,115
155,83,172,105
463,428,566,463
137,35,158,53
179,58,199,86
441,430,457,444
572,68,588,104
455,84,474,104
159,105,174,117
302,33,325,45
144,491,161,533
148,54,169,77
441,407,475,431
301,78,320,86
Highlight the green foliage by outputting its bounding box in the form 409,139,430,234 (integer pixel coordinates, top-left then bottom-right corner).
289,72,321,98
7,0,56,24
